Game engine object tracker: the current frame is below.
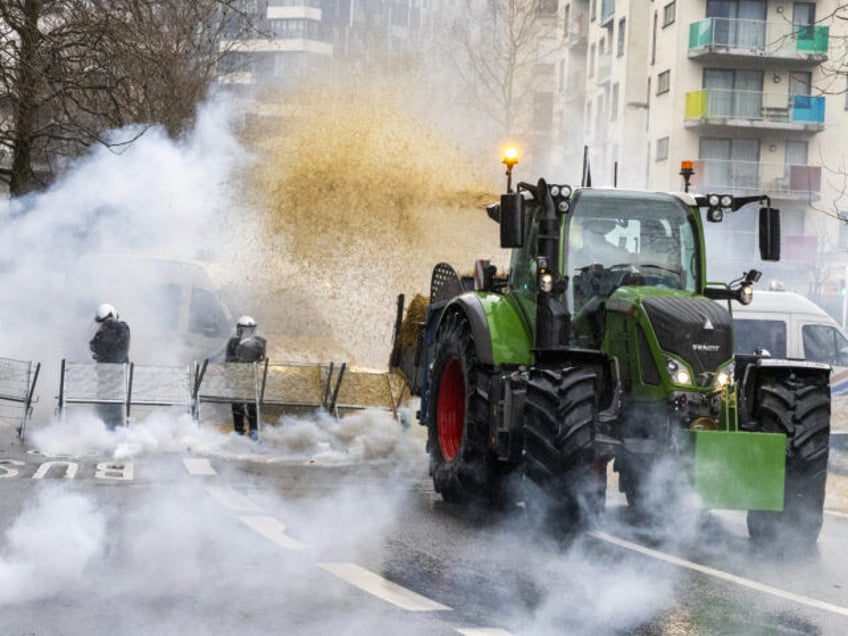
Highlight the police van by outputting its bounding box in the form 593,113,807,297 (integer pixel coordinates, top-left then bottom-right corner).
72,254,232,365
730,290,848,436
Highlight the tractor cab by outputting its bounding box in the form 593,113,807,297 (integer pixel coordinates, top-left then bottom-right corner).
565,189,701,318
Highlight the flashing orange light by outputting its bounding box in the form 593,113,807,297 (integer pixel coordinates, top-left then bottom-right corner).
680,160,694,171
502,147,519,167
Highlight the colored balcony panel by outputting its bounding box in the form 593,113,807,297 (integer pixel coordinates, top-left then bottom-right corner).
795,26,829,53
792,95,825,123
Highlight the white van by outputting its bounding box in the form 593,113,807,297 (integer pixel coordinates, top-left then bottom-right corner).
728,290,848,434
70,254,232,365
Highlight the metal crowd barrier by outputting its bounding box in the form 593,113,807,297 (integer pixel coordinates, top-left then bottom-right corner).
54,358,401,431
0,357,41,439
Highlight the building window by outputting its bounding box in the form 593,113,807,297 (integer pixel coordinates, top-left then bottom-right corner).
839,212,848,250
662,1,675,27
611,83,619,120
617,18,626,56
589,43,596,77
651,11,657,65
656,137,669,161
657,70,670,94
845,76,848,110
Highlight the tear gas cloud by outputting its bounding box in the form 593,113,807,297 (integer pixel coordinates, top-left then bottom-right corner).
0,100,256,384
0,58,723,635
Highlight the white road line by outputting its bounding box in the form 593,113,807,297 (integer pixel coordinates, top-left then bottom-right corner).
825,509,848,520
591,530,848,618
318,562,452,612
183,457,216,475
239,514,307,550
455,629,514,636
205,484,265,513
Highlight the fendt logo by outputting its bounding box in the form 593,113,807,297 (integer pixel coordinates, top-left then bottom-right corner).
692,344,721,352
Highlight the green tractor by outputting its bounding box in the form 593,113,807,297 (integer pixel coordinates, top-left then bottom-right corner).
391,150,831,543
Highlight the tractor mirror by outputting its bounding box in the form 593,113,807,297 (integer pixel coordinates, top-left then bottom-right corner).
759,207,780,261
500,192,525,248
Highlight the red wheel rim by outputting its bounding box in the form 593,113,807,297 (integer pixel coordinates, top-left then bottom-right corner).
437,357,465,461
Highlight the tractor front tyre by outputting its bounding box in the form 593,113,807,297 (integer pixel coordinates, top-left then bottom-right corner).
427,312,503,506
523,367,604,529
746,373,830,545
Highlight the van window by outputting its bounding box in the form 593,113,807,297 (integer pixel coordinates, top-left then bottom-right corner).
734,319,786,357
189,287,229,337
802,324,848,365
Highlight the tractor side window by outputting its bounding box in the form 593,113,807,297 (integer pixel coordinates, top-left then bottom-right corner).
803,324,848,365
509,206,540,293
734,319,786,357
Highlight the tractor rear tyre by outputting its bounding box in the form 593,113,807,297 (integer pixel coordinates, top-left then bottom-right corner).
523,367,604,528
427,311,504,506
746,373,830,545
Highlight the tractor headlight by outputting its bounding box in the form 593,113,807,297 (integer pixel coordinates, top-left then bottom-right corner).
665,356,692,386
714,362,735,389
720,194,733,208
540,271,553,292
707,194,721,207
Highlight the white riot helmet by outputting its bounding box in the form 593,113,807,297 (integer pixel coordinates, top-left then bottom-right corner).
236,315,256,335
95,303,118,323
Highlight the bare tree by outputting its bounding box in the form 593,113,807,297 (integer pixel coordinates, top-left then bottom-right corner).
450,0,562,141
0,0,256,197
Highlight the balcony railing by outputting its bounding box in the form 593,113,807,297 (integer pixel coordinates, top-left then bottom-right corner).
685,89,825,128
688,159,821,199
689,18,828,61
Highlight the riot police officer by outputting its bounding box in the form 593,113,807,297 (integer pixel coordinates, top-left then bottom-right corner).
226,315,266,440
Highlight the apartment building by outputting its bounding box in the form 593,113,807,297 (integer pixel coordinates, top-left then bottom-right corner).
217,0,452,89
564,0,848,292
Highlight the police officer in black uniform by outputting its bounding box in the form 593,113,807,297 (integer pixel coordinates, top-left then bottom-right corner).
226,315,266,440
89,303,131,430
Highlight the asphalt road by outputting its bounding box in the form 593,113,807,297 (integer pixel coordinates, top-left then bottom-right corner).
0,410,846,635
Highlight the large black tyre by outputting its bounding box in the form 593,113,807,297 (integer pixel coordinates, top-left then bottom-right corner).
746,372,830,545
522,367,604,527
427,311,504,505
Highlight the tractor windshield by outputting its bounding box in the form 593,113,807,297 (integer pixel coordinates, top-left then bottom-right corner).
565,189,700,315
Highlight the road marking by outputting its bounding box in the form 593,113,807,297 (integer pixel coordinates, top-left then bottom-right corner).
183,457,216,475
205,484,265,512
591,530,848,617
455,629,514,635
825,509,848,520
318,562,451,612
239,514,307,550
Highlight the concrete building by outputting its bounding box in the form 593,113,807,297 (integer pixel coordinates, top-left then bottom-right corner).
217,0,455,90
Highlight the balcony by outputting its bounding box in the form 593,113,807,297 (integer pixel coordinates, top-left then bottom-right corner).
684,89,825,132
688,159,821,200
688,18,828,64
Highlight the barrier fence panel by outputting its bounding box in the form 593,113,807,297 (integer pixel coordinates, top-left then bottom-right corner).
329,368,399,418
261,362,333,413
127,364,193,417
0,357,40,439
58,361,195,426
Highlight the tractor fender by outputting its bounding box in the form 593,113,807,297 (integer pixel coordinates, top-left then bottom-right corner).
435,293,534,367
737,356,831,422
